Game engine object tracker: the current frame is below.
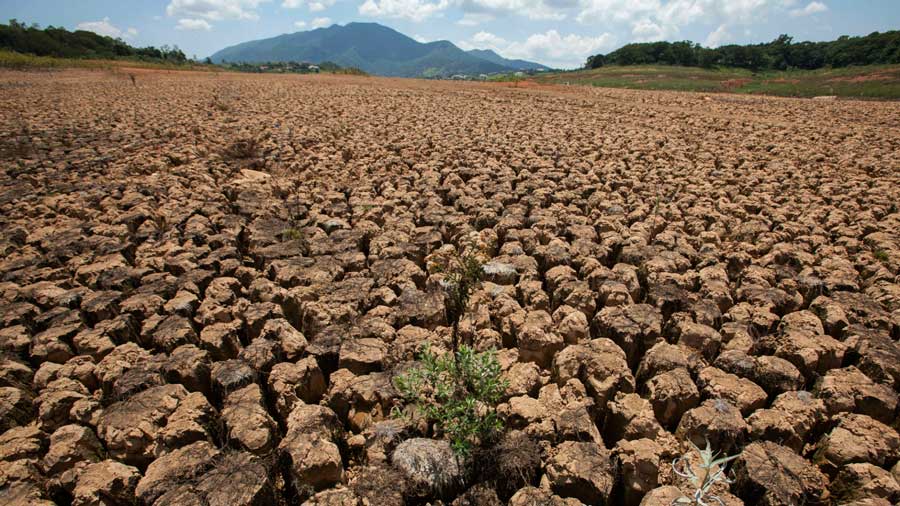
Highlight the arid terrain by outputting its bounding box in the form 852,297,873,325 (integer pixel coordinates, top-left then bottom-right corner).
1,69,899,506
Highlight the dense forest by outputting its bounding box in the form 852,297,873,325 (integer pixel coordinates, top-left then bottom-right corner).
0,19,188,63
586,31,900,71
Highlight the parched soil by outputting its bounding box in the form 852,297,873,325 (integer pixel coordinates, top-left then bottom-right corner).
1,69,899,506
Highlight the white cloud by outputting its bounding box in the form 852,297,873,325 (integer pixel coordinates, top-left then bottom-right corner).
704,24,730,47
176,18,213,30
76,17,137,39
459,29,615,69
790,1,827,17
283,0,335,11
310,16,332,27
631,17,673,42
573,0,801,47
456,12,493,25
359,0,452,21
294,20,307,27
166,0,271,21
460,0,566,20
282,0,304,7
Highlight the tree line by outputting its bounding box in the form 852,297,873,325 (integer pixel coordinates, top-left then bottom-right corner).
585,31,900,71
0,19,187,63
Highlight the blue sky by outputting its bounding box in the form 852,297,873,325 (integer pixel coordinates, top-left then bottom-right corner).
3,0,899,68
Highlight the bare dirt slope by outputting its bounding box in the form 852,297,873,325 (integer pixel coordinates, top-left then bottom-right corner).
1,69,899,506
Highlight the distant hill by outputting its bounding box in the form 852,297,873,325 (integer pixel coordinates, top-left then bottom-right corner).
466,49,548,71
210,22,547,77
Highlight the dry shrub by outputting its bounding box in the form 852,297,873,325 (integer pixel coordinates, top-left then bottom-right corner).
222,137,261,161
349,464,406,506
472,431,542,500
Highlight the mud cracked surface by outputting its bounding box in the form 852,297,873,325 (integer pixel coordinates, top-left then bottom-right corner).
1,69,899,505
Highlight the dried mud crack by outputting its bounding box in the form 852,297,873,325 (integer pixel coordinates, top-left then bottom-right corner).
0,69,899,506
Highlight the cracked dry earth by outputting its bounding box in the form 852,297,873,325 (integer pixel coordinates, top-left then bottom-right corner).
1,69,899,506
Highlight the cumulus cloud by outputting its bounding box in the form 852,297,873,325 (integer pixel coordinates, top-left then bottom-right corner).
294,20,307,27
458,29,615,69
359,0,453,22
283,0,335,11
76,17,138,39
790,1,827,17
456,12,494,25
176,18,213,30
166,0,271,21
310,16,333,27
459,0,566,21
704,24,731,47
575,0,800,45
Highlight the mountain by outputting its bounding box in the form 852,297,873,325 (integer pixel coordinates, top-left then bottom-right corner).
466,49,549,71
210,22,547,77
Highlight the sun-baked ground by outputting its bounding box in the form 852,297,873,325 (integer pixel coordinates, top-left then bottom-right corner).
1,69,899,506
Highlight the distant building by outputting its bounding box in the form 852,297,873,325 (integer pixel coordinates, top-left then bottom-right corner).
309,65,320,73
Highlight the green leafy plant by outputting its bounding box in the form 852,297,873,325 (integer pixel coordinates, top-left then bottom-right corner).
429,237,487,354
672,439,740,506
394,236,507,455
395,344,507,455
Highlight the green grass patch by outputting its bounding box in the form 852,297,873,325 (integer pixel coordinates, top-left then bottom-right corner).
532,64,900,100
0,49,220,72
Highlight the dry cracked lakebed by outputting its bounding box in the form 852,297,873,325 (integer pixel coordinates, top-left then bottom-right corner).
0,68,899,505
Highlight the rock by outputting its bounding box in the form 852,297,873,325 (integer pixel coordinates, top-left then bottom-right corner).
592,304,663,367
164,344,211,394
0,424,47,462
676,399,748,453
222,384,277,455
325,369,397,430
151,314,197,352
41,424,103,479
518,310,564,368
339,337,387,375
747,391,826,452
695,367,767,416
605,392,664,443
814,413,900,474
814,366,898,424
508,487,583,506
135,441,220,505
504,361,543,398
239,338,281,372
279,403,344,492
844,326,900,389
553,338,635,407
546,440,614,504
753,355,805,397
34,386,86,432
156,391,215,449
674,320,722,360
831,463,900,503
0,386,32,431
733,441,828,506
259,318,307,361
636,342,690,383
646,368,699,429
71,460,142,506
198,322,243,360
210,360,257,402
615,438,664,506
268,358,327,422
96,384,187,467
452,484,503,506
392,438,462,498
